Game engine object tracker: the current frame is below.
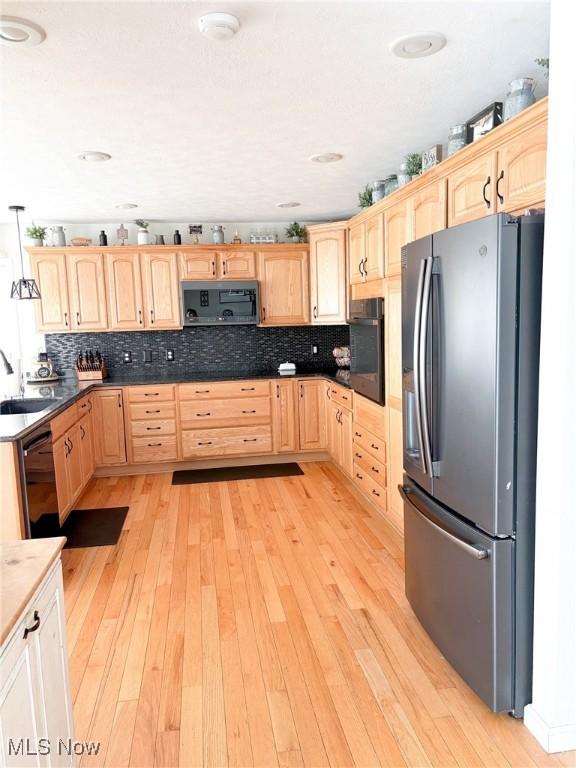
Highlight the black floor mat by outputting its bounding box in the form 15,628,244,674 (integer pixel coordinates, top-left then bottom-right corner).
30,507,129,548
173,463,303,485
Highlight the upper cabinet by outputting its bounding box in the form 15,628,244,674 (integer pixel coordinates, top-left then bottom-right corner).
220,251,256,279
180,251,216,280
447,151,498,227
309,224,347,324
384,201,411,277
410,179,447,240
180,250,257,280
67,252,108,330
497,121,547,212
348,213,384,288
106,252,145,330
141,251,181,329
258,249,310,325
30,251,70,331
348,222,365,285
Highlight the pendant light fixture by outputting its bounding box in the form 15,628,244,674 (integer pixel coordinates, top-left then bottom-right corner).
9,205,41,300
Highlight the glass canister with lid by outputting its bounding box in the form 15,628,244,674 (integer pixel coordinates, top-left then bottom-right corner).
503,78,536,121
384,174,399,196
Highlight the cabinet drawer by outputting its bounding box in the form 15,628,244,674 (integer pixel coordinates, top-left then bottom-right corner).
125,384,175,403
51,403,79,440
179,380,270,400
130,419,176,437
77,395,93,417
353,464,387,511
179,397,271,429
328,383,353,411
181,426,272,458
131,435,177,463
352,448,387,489
354,393,387,438
353,425,386,464
128,402,176,420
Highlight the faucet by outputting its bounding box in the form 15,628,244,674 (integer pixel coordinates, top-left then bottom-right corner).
0,349,13,376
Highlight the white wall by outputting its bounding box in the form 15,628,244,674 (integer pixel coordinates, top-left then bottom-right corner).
523,0,576,753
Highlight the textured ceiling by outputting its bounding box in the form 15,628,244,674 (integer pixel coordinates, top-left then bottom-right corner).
0,1,550,223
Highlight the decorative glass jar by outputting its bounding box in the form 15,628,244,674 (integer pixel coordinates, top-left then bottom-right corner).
384,174,399,196
447,124,467,156
371,180,387,203
503,78,536,121
398,162,411,187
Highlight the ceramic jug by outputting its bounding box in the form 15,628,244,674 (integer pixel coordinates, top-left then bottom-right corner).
211,225,225,245
51,226,66,247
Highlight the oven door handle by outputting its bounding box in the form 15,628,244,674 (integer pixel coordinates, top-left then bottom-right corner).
347,318,380,325
23,432,52,456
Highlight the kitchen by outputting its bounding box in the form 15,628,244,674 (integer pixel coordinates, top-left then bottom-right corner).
1,1,575,766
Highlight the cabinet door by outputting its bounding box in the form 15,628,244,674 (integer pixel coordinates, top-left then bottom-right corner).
272,380,299,453
297,380,326,450
309,230,347,324
497,121,547,212
339,407,354,478
364,213,385,281
66,423,84,505
387,406,404,532
29,251,70,331
53,435,71,525
348,223,365,285
180,252,217,280
385,278,402,411
411,179,447,240
447,151,498,227
384,200,411,277
142,252,181,328
106,251,144,330
327,400,341,464
258,250,310,325
78,412,95,487
220,251,256,279
93,389,127,466
67,252,108,330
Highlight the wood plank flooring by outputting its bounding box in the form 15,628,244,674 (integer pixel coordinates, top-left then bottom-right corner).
64,463,576,767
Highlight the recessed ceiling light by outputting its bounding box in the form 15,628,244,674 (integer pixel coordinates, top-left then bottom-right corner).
198,12,240,40
115,203,138,209
77,151,112,162
0,16,46,47
309,153,343,164
276,202,301,209
390,32,446,59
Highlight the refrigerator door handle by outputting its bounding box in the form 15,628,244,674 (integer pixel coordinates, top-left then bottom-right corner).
413,258,428,474
419,256,434,477
398,485,490,560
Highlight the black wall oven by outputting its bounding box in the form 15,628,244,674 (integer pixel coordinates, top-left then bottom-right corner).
348,298,385,405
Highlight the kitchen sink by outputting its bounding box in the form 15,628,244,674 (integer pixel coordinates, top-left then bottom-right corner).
0,398,57,415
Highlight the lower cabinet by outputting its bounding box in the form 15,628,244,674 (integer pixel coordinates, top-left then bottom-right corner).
272,380,299,453
297,379,326,450
93,389,127,466
327,400,353,477
0,559,74,767
53,423,84,525
387,406,404,531
78,411,95,486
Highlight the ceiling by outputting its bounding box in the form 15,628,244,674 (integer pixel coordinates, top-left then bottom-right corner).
0,1,550,223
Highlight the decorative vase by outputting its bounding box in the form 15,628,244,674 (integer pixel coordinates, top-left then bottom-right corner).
398,162,411,187
50,226,66,247
211,225,225,245
137,229,149,245
154,235,165,245
372,180,387,203
504,78,536,121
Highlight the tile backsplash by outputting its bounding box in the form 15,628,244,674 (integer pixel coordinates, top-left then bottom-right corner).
45,325,350,376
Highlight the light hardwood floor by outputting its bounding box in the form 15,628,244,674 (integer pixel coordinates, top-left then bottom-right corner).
64,463,575,768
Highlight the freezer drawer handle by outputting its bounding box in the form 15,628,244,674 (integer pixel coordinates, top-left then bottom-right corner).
398,485,490,560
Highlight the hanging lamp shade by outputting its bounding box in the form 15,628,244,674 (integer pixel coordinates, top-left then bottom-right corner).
9,205,41,300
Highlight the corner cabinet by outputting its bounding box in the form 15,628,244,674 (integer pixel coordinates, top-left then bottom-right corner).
29,251,70,331
258,249,310,325
308,224,347,324
141,251,181,329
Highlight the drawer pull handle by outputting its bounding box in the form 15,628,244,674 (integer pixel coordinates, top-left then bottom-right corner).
145,409,161,414
23,611,40,639
243,438,258,442
144,393,160,397
147,426,162,430
196,412,211,416
198,441,213,446
355,452,362,458
80,402,88,409
195,390,210,394
241,387,255,391
80,425,86,439
356,472,363,480
354,431,362,437
371,466,379,473
342,395,348,400
147,442,163,447
372,489,381,497
242,409,256,414
371,443,379,450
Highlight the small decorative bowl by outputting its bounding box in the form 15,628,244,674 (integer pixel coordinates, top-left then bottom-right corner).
70,237,92,247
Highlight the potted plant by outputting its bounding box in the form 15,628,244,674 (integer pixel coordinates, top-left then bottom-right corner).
535,57,549,78
285,222,307,243
358,184,373,208
134,219,150,245
404,153,422,180
25,224,47,247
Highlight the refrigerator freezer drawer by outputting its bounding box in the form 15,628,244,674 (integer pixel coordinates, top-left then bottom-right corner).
402,481,514,712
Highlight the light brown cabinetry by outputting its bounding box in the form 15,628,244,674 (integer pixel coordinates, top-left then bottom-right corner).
29,252,70,331
297,379,326,450
387,407,404,531
53,426,82,525
447,151,498,227
78,412,95,486
348,223,365,285
93,389,127,466
258,249,310,325
384,200,411,277
220,251,256,279
180,251,257,280
410,179,447,239
352,395,388,515
141,252,181,329
308,225,347,324
106,252,144,330
272,380,299,453
385,278,402,411
124,385,178,464
497,121,547,211
67,252,108,330
349,215,385,286
327,401,353,477
180,251,216,280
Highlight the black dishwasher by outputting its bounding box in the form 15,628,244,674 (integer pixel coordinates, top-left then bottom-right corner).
20,424,60,538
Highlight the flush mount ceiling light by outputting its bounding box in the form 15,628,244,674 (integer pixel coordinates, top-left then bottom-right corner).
198,12,240,40
8,205,41,300
390,32,446,59
309,153,343,164
0,16,46,47
276,202,301,209
115,203,138,209
77,151,112,162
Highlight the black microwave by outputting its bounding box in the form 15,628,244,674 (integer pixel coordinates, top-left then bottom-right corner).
181,281,259,326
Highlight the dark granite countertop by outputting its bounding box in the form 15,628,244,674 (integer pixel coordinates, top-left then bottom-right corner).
0,367,351,442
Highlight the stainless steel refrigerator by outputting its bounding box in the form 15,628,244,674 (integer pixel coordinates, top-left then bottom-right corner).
400,213,544,716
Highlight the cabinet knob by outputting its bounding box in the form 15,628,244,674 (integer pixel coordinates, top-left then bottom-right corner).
23,610,41,639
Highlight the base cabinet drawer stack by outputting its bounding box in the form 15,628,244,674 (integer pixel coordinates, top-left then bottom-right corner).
125,385,178,463
352,394,388,513
327,382,353,477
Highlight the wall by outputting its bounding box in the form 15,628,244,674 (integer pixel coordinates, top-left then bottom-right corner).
45,325,349,378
